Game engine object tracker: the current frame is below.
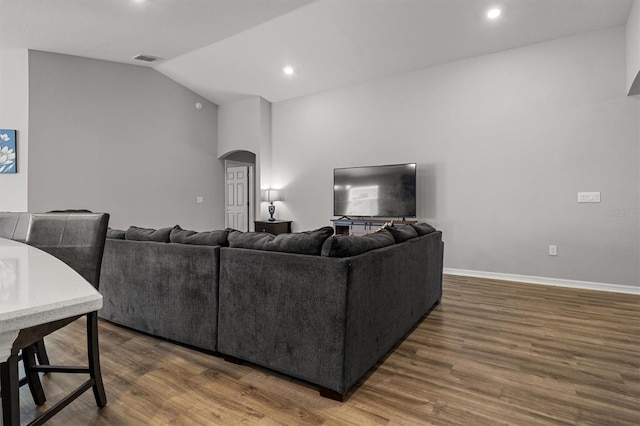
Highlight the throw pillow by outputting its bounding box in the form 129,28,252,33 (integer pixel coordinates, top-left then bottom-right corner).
106,228,126,239
411,223,436,236
170,225,230,246
321,228,395,257
125,225,175,243
387,224,419,243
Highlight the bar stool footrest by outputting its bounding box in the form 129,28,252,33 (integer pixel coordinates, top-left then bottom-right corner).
26,379,95,426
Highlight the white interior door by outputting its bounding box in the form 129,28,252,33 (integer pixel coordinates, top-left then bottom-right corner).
226,166,249,231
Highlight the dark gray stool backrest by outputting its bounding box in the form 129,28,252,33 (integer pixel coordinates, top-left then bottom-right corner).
0,212,32,242
25,213,110,289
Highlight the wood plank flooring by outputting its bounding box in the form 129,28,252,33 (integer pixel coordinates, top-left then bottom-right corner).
10,275,640,425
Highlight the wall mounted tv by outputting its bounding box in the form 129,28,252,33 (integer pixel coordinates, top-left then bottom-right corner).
333,163,417,218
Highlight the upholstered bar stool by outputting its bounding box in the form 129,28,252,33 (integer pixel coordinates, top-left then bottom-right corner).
20,212,110,414
0,212,31,242
0,213,50,390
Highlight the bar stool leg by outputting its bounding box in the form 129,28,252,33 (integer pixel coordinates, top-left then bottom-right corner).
22,345,46,406
1,355,21,426
34,339,50,366
87,312,107,407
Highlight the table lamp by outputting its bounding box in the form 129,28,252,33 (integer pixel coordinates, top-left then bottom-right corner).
265,189,281,221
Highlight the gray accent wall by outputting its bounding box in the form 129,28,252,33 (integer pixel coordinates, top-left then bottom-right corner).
28,51,223,231
272,26,640,287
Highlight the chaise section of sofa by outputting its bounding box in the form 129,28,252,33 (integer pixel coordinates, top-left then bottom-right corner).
217,229,443,400
99,237,220,352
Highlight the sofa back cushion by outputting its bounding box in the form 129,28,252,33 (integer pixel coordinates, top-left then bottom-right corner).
125,225,175,243
321,229,395,257
106,228,126,239
228,226,334,255
228,230,272,249
170,225,230,246
387,224,419,243
411,223,436,236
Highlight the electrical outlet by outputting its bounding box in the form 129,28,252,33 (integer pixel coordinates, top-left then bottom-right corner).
196,196,204,204
577,192,600,203
549,245,557,256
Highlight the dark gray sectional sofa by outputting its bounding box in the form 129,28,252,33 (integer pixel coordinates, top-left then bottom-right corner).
98,222,444,400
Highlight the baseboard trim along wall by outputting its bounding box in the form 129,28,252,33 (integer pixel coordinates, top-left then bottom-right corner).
444,268,640,295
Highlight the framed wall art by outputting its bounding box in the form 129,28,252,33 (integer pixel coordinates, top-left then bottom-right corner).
0,129,17,174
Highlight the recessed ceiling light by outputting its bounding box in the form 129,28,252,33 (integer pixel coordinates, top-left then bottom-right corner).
487,8,502,19
283,66,295,76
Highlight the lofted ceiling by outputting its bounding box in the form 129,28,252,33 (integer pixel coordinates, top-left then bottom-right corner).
0,0,634,105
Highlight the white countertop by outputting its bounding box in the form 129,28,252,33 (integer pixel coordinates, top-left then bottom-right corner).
0,237,102,361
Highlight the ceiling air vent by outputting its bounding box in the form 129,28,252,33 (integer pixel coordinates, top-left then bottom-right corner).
133,54,162,62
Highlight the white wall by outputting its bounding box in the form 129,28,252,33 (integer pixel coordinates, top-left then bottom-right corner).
218,97,262,158
635,1,640,282
628,0,640,95
218,96,272,221
0,48,29,211
258,97,273,220
272,26,640,287
27,51,223,231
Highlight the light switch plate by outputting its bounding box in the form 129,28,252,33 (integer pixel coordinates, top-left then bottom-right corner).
577,192,600,203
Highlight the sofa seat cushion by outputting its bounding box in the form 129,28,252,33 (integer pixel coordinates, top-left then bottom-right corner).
387,224,419,243
411,223,436,236
170,225,230,246
125,225,175,242
321,229,395,257
228,226,334,255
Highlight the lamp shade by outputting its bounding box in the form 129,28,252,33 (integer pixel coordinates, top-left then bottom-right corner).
264,189,281,203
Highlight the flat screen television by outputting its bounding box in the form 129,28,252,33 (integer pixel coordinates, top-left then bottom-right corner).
333,163,417,218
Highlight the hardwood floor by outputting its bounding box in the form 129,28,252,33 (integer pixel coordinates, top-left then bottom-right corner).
10,275,640,425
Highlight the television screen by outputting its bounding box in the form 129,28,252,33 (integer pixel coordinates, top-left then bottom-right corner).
333,163,416,218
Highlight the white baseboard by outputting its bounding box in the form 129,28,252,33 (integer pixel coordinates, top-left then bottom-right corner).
443,268,640,295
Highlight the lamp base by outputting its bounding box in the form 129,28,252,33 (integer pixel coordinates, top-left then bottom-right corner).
268,203,276,221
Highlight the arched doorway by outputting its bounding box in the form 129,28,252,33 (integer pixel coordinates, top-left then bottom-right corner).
220,150,256,232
